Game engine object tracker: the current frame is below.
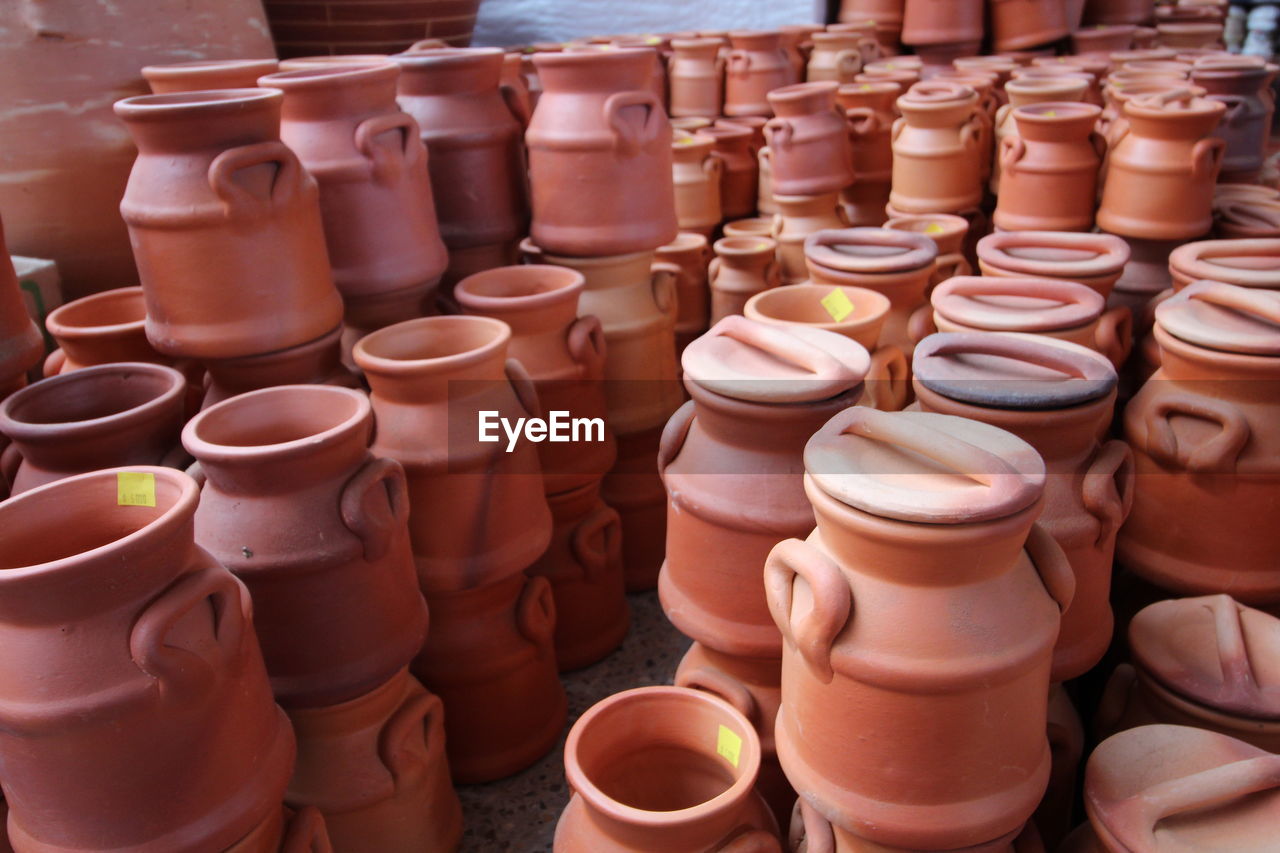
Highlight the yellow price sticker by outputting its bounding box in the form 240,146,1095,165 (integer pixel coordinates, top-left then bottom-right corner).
717,725,743,768
820,287,855,322
1045,109,1057,117
860,83,873,90
925,222,945,235
117,471,156,507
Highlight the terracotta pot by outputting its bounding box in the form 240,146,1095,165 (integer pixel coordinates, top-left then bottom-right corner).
200,324,359,410
1105,234,1181,326
607,41,668,108
757,145,778,216
394,48,528,291
839,0,906,53
1039,684,1085,851
1214,196,1280,239
1099,80,1200,145
0,217,46,398
889,82,985,214
856,67,920,95
263,0,482,57
554,686,780,852
260,61,448,331
789,801,1046,852
977,230,1130,299
1157,21,1224,48
42,287,165,376
836,80,901,226
883,213,972,286
182,384,427,708
901,0,983,47
1085,0,1153,26
454,264,617,495
286,669,462,853
765,82,856,197
993,76,1091,193
803,227,937,356
1072,25,1138,54
767,408,1070,849
501,53,533,127
658,233,715,354
143,58,279,93
911,333,1133,681
0,363,187,496
779,25,820,79
709,237,781,322
1191,57,1278,182
807,32,869,84
669,38,726,118
699,123,759,220
994,102,1104,233
991,0,1070,51
719,115,770,157
414,572,567,783
1096,89,1227,241
826,22,882,67
1168,237,1280,291
673,132,724,238
354,316,553,594
725,217,776,239
723,31,792,117
0,466,293,853
932,75,1001,161
114,89,342,360
773,194,850,285
602,425,670,591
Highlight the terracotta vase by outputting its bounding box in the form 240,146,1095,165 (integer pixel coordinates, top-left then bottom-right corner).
353,316,553,594
911,333,1134,681
199,324,359,410
669,38,726,118
790,801,1046,853
414,572,567,783
840,0,906,53
699,123,759,220
807,32,869,84
901,0,983,49
1191,56,1278,182
1168,237,1280,291
991,0,1070,51
259,61,448,333
673,132,724,238
0,363,187,496
1085,0,1153,26
977,230,1130,299
1097,89,1227,240
992,76,1091,192
553,686,780,852
995,102,1104,233
0,466,294,853
765,82,856,197
709,237,782,322
528,48,677,256
501,53,533,127
836,80,901,226
803,227,937,356
0,217,45,399
394,48,528,292
890,82,985,214
1039,684,1085,851
1072,25,1138,54
602,425,670,592
724,31,792,117
779,25,820,79
883,213,972,286
454,264,617,495
1119,282,1280,604
767,408,1070,849
143,58,279,93
42,287,166,376
658,233,714,355
182,385,428,709
773,194,850,285
286,669,462,853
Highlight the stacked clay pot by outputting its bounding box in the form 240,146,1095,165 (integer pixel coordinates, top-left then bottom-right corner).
772,193,850,284
1168,238,1280,291
901,0,984,66
836,80,901,226
991,0,1070,52
977,231,1132,301
699,123,759,220
660,316,871,823
143,57,279,93
807,31,870,84
669,38,726,118
765,82,856,198
725,31,794,116
840,0,905,53
993,76,1090,194
672,132,724,238
41,287,170,376
353,316,566,782
994,102,1105,233
0,216,48,401
709,236,782,322
884,213,973,287
890,82,986,216
658,233,715,356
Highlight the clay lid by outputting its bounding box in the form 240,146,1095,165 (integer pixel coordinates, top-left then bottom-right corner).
1012,101,1103,126
977,231,1130,280
1155,280,1280,355
805,408,1045,524
1086,725,1280,852
1126,87,1227,121
1213,197,1280,238
931,276,1105,331
722,217,774,238
898,80,978,110
913,332,1116,410
681,315,869,403
805,228,937,275
744,283,891,350
1130,595,1280,718
142,58,280,92
884,213,968,249
1112,48,1179,65
1169,238,1280,289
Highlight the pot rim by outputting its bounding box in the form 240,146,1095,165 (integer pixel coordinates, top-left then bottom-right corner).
884,213,969,242
1169,238,1280,288
805,227,937,274
745,282,891,333
659,232,711,253
45,287,147,340
113,87,281,121
837,80,903,98
0,362,185,439
352,315,511,377
141,57,279,81
713,235,777,257
391,45,504,70
1012,101,1103,124
257,60,398,89
932,276,1104,331
454,264,586,313
977,230,1130,279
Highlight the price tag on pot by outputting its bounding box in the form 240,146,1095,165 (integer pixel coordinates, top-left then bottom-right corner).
117,471,156,507
926,222,945,235
820,287,854,322
717,725,742,768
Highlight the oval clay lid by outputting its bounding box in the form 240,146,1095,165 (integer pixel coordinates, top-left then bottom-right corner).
977,231,1131,280
1170,238,1280,289
805,228,937,275
931,276,1104,331
1155,280,1280,355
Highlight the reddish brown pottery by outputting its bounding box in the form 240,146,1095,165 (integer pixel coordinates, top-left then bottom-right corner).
765,82,856,197
0,217,48,399
836,80,901,226
991,0,1070,51
1191,56,1279,182
725,31,793,117
807,32,871,84
993,77,1090,194
883,213,972,287
709,237,781,322
994,102,1104,233
143,58,280,93
901,0,984,54
672,132,724,238
1168,237,1280,291
658,233,715,356
669,38,726,118
977,231,1131,300
42,287,168,376
773,193,850,285
890,82,986,215
699,124,760,220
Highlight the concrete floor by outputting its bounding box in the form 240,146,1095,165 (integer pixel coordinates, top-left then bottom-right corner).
455,590,692,852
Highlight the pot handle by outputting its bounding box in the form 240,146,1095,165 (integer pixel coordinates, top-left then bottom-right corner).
708,256,722,285
354,112,421,184
704,150,725,180
715,829,783,853
959,114,984,151
999,135,1026,173
994,102,1010,130
570,501,622,582
1202,593,1263,693
675,665,759,725
208,141,306,218
1141,392,1249,474
906,302,936,344
1081,439,1135,547
1191,136,1226,182
280,806,334,853
705,314,866,378
844,106,880,137
790,798,836,853
506,357,542,418
864,345,910,412
835,49,863,80
1089,129,1108,162
340,456,410,563
728,49,751,76
41,347,66,378
1186,279,1280,324
657,399,697,474
1094,662,1137,739
499,82,532,128
1025,521,1076,615
379,687,440,781
765,117,793,150
1095,305,1133,368
890,115,905,142
603,90,664,157
935,252,972,282
0,443,22,493
516,574,557,651
650,260,681,322
567,314,607,377
764,538,851,684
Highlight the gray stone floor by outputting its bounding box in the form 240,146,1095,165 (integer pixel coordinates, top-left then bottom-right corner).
455,590,692,852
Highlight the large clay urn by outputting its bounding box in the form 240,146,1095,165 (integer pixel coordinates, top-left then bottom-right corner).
977,231,1131,300
993,77,1090,193
198,325,360,411
790,803,1046,852
890,82,986,214
836,80,900,226
394,48,528,291
182,384,428,709
773,194,850,285
353,315,553,594
658,233,714,355
528,48,677,256
1085,0,1153,26
1097,89,1227,240
699,123,759,221
807,32,870,84
0,216,46,399
1191,56,1278,182
0,363,187,496
143,58,279,93
991,0,1070,51
259,61,448,332
765,82,856,197
553,686,781,852
725,31,792,116
0,467,294,852
1168,237,1280,291
669,38,726,118
840,0,906,53
709,237,781,322
42,287,168,375
994,102,1105,233
911,333,1134,681
114,89,344,360
901,0,984,52
672,132,724,238
1119,282,1280,604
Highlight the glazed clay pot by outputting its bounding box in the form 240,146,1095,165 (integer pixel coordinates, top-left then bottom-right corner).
991,0,1070,51
992,77,1091,193
286,669,463,853
554,686,780,852
414,572,567,783
182,385,428,708
1168,237,1280,291
836,80,901,226
699,124,759,220
0,363,187,496
395,48,528,290
1096,90,1227,241
454,264,617,495
994,102,1105,233
658,233,714,355
725,31,792,117
709,237,782,322
883,213,972,286
901,0,983,49
765,82,856,197
0,218,47,398
977,231,1131,300
672,132,724,238
1191,57,1278,182
114,89,343,360
767,408,1071,849
528,48,677,256
0,467,294,853
353,316,553,594
1119,282,1280,604
889,82,985,215
911,333,1134,681
143,58,279,93
42,287,167,376
773,194,850,285
807,32,870,84
669,38,726,118
803,227,937,356
260,62,448,332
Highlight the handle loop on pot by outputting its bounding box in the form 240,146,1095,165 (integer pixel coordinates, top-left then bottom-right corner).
208,141,304,218
603,90,663,157
764,538,850,684
355,112,420,184
1142,392,1249,473
1096,306,1134,367
1094,662,1138,739
715,828,783,853
650,261,682,321
499,82,532,128
657,399,696,474
505,358,542,418
844,106,880,137
1185,279,1280,324
1191,136,1227,181
1082,439,1135,546
790,798,836,853
280,806,334,853
340,456,409,562
380,688,438,781
516,574,557,651
676,665,758,725
1025,521,1076,615
999,135,1026,172
864,345,909,411
570,502,622,581
566,315,607,377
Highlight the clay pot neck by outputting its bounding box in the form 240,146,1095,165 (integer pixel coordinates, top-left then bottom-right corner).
533,49,653,94
263,63,399,120
1007,84,1088,107
671,39,720,60
836,83,899,113
455,266,584,337
769,82,839,117
114,89,282,153
395,49,504,96
729,32,782,50
715,238,775,270
1014,103,1102,139
356,316,511,404
673,135,715,161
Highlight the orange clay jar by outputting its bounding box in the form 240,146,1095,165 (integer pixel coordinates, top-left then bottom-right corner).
709,237,781,323
977,231,1131,300
672,132,723,238
889,82,986,214
992,76,1091,193
765,82,856,197
994,102,1105,233
725,31,793,117
668,38,726,118
884,213,972,287
836,80,901,226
